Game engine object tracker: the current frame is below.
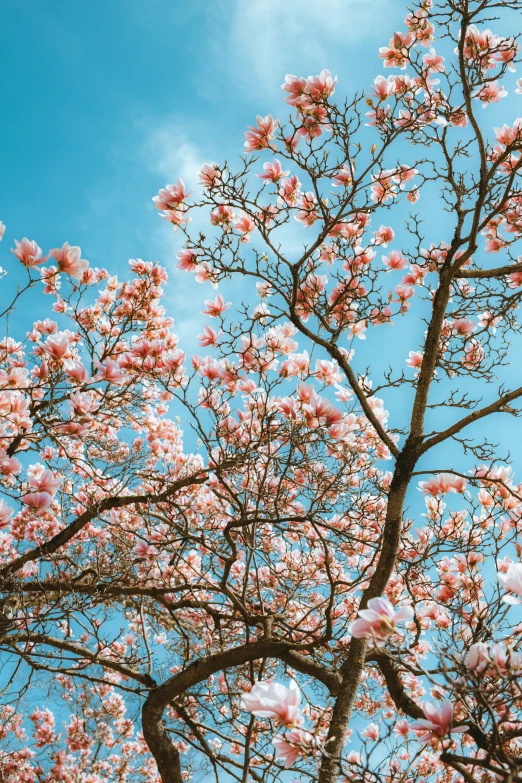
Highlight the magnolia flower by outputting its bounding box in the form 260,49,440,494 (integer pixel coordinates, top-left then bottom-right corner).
42,334,70,361
468,641,522,677
201,295,231,318
11,238,48,267
272,727,318,768
50,242,89,280
244,114,278,153
350,596,414,641
465,641,489,674
489,643,522,675
0,499,13,530
498,562,522,604
22,492,52,509
94,358,128,385
152,180,188,210
361,722,380,741
199,163,221,187
411,699,467,741
241,680,302,727
30,469,62,496
257,159,289,184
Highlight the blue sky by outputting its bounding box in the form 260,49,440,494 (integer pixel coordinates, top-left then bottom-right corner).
1,0,521,467
2,0,522,771
0,0,403,334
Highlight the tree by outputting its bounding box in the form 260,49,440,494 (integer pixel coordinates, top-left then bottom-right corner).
2,0,522,781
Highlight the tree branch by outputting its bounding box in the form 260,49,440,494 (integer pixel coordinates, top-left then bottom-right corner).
420,386,522,455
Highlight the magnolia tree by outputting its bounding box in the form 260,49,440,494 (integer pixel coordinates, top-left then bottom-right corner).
2,0,522,781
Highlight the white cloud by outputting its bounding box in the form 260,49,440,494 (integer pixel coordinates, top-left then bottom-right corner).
224,0,389,96
142,121,209,188
139,119,219,348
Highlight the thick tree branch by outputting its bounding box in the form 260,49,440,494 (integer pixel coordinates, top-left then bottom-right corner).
142,640,294,783
0,470,208,578
7,632,155,687
280,650,342,696
455,262,522,279
420,386,522,454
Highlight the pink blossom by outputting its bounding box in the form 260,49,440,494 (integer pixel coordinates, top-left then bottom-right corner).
241,680,302,727
395,284,415,302
31,707,56,747
42,334,70,361
498,562,522,604
383,250,408,270
371,170,398,203
295,103,331,139
418,474,465,495
372,75,396,100
314,359,342,386
69,391,97,416
30,469,61,496
407,351,423,369
257,160,289,184
349,321,367,340
331,164,353,187
305,69,337,101
350,596,414,640
210,204,235,229
452,318,476,336
473,80,508,108
11,238,48,268
201,295,231,318
192,263,216,288
516,78,522,94
50,242,89,280
66,716,93,752
160,208,189,230
64,360,90,383
462,339,485,369
411,699,467,741
361,723,380,741
379,32,414,69
393,165,418,188
373,225,395,247
467,642,522,675
489,643,522,674
22,492,52,509
281,74,309,106
465,641,489,674
478,310,502,333
152,180,188,210
496,43,518,72
0,500,13,530
244,115,279,153
94,358,128,385
134,540,158,560
234,214,256,241
278,175,301,207
303,393,342,428
395,720,411,737
272,728,318,768
295,192,319,227
0,221,5,240
197,326,222,348
494,122,522,147
199,163,221,187
176,248,200,272
422,48,445,72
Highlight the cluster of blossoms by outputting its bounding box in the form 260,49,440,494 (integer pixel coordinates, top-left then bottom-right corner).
241,681,323,768
2,0,522,782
